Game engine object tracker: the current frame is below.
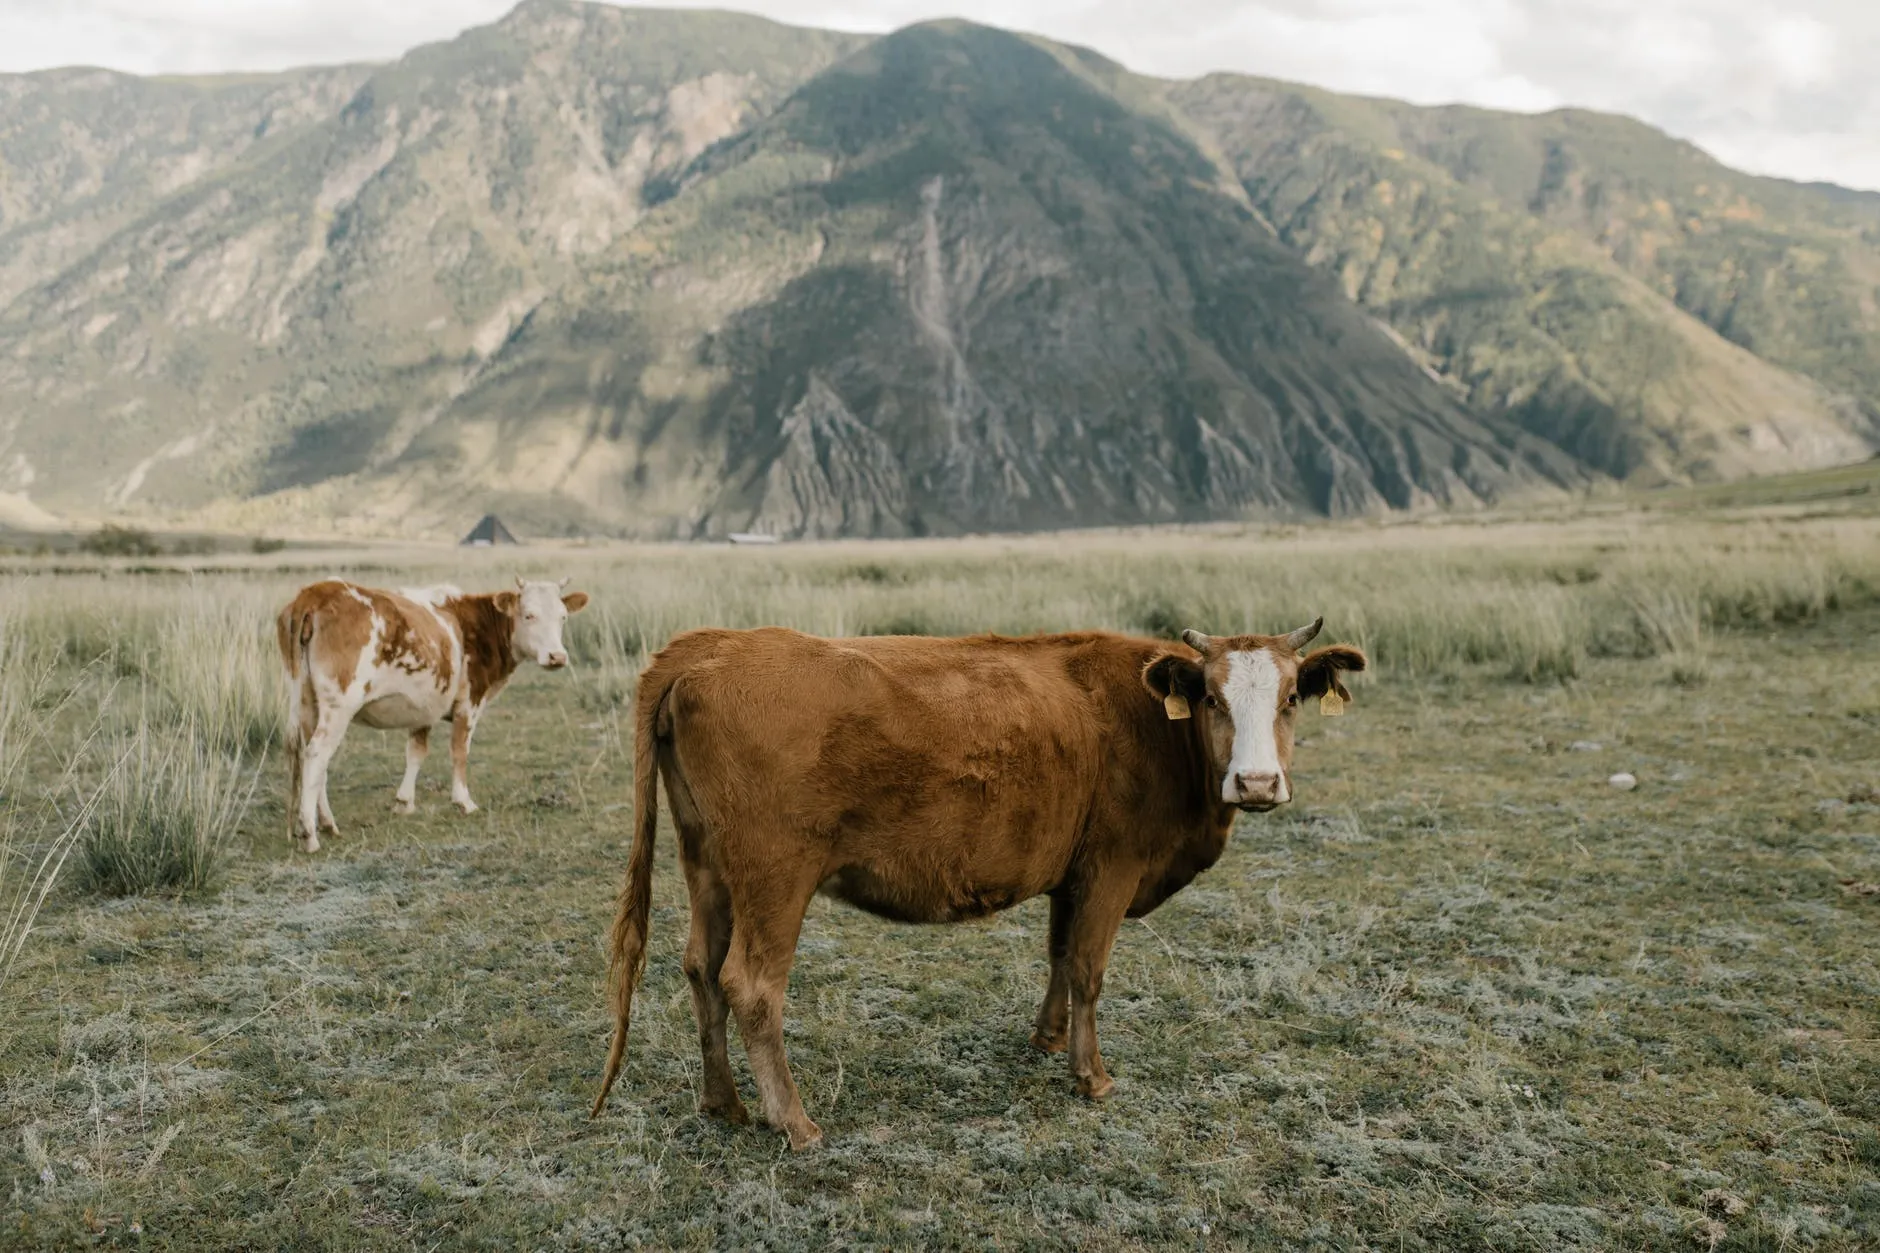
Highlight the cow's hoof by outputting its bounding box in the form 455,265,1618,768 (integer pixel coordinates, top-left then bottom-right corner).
299,835,321,854
454,799,479,815
391,799,416,815
1075,1074,1116,1101
1029,1029,1067,1054
699,1098,750,1126
785,1121,824,1151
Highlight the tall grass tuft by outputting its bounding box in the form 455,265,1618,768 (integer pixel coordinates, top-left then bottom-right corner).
0,616,52,988
154,593,282,756
76,724,258,898
0,612,111,990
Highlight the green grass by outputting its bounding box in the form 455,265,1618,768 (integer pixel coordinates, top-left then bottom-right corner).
0,510,1877,1248
72,725,258,898
1632,457,1880,514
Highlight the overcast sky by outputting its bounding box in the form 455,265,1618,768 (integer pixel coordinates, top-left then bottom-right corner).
3,0,1875,191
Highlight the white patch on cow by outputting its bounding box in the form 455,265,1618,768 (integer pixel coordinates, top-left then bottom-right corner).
354,654,456,728
1220,648,1289,804
352,597,457,731
399,583,462,607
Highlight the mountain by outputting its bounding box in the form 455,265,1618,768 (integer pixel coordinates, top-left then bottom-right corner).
0,1,1871,539
1169,78,1880,482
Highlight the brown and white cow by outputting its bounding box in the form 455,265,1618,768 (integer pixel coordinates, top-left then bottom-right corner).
275,577,589,852
591,619,1367,1148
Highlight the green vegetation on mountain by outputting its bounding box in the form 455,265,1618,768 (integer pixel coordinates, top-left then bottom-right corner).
1169,77,1880,483
0,64,373,308
0,1,1871,537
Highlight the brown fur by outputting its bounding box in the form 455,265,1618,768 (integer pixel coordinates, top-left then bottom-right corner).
453,591,520,707
277,581,377,694
374,600,453,688
592,626,1368,1149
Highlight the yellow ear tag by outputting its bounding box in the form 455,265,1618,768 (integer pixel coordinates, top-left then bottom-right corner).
1319,689,1345,717
1164,692,1192,721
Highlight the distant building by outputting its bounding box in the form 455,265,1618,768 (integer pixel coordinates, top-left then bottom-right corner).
461,515,519,546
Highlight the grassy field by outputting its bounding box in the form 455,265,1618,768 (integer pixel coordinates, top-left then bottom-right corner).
2,506,1878,1249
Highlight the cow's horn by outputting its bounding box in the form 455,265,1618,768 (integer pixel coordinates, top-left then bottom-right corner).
1284,617,1324,650
558,576,571,589
515,574,528,590
1180,629,1213,652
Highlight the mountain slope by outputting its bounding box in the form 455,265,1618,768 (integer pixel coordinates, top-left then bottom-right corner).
1168,76,1878,482
0,65,373,309
0,1,1871,538
0,2,865,521
367,21,1585,538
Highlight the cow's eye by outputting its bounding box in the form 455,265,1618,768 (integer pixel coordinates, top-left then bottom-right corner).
1285,692,1300,707
525,612,538,621
1203,693,1218,709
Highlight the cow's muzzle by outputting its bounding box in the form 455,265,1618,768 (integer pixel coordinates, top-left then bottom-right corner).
1230,770,1288,811
543,652,569,670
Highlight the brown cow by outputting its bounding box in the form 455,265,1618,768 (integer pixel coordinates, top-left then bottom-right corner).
591,620,1367,1148
275,577,589,852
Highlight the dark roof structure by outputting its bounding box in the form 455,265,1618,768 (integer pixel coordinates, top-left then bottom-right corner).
460,515,519,546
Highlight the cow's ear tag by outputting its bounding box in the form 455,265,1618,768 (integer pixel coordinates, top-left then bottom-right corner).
1319,689,1345,717
1164,692,1192,721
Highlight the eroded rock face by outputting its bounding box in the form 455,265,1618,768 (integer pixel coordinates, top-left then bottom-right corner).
745,377,912,539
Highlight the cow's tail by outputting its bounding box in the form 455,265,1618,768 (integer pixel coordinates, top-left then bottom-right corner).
275,601,318,782
590,652,679,1119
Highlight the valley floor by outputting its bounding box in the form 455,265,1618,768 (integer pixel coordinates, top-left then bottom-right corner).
1,525,1878,1249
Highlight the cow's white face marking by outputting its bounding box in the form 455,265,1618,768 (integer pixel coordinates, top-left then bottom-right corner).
1220,648,1290,805
514,581,574,668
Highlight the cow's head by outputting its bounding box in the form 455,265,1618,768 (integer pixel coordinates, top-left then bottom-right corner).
503,576,590,669
1141,618,1367,812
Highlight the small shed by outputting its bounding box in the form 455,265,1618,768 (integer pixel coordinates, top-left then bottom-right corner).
461,515,519,547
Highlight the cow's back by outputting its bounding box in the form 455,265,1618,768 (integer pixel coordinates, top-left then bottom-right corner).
277,580,462,716
651,628,1164,921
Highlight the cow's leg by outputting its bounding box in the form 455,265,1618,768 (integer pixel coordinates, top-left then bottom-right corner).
317,777,339,835
1062,872,1137,1101
393,727,429,814
680,862,746,1124
1030,890,1075,1053
296,708,351,853
718,866,821,1150
283,703,306,839
286,680,317,846
449,711,479,814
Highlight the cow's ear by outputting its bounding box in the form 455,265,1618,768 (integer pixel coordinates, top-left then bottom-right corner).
1297,644,1367,703
1142,651,1205,704
493,591,520,616
562,591,589,614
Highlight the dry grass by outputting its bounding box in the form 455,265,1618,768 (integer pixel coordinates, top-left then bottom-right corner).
0,506,1876,1248
72,723,259,898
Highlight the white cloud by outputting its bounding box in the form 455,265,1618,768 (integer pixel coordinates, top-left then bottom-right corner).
0,0,1874,189
1764,15,1834,88
0,1,514,75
